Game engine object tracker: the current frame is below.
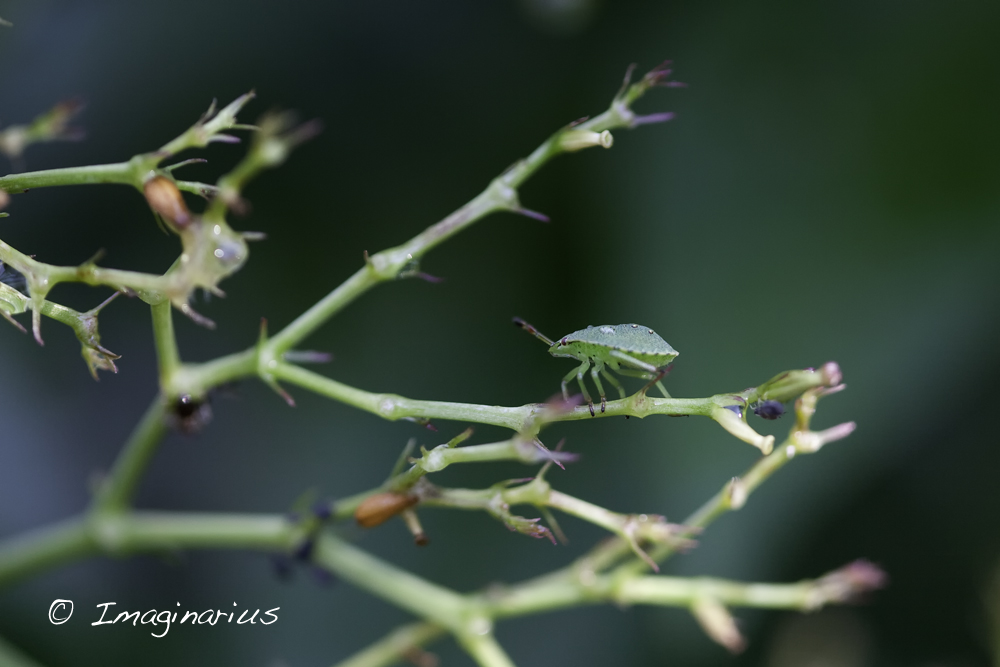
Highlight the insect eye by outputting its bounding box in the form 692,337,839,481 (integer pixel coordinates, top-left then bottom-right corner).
560,338,568,345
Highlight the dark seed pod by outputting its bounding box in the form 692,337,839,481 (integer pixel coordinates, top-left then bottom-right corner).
753,400,785,420
309,566,337,587
167,394,212,434
270,554,294,581
292,537,315,562
143,175,191,229
354,492,418,528
311,499,333,521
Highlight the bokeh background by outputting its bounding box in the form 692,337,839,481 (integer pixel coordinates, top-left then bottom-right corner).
1,1,998,665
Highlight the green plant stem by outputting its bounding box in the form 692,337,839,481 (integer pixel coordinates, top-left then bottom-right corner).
331,622,446,667
151,301,180,384
0,634,46,667
456,632,517,667
475,417,852,619
0,75,861,667
0,405,854,666
614,444,793,577
0,511,466,629
0,239,173,296
272,362,537,429
90,398,168,514
0,94,255,196
0,519,94,588
272,361,773,437
330,438,558,519
0,161,143,193
615,421,854,578
242,74,672,359
482,570,852,619
312,534,468,631
616,575,823,609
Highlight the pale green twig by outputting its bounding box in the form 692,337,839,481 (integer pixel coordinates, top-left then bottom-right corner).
0,94,255,194
0,65,873,667
0,281,120,376
331,622,446,667
0,99,84,163
151,300,180,384
0,634,46,667
263,63,683,358
90,398,168,514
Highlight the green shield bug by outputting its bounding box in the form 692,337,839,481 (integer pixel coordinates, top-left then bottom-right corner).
513,318,678,416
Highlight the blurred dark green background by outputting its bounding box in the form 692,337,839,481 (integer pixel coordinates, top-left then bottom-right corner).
1,1,998,665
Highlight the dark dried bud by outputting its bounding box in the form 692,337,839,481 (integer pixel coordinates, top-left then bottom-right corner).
167,394,212,434
311,500,333,521
270,554,294,581
752,400,785,420
292,537,315,562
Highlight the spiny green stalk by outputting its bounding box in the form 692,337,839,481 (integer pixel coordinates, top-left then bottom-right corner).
0,95,310,351
0,63,878,667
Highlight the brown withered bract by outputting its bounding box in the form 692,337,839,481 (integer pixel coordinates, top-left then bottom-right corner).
354,492,418,528
143,175,191,228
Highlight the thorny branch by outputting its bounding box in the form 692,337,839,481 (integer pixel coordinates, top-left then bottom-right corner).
0,63,884,667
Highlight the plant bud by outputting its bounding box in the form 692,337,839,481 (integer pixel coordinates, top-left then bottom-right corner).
725,477,747,510
401,508,429,546
691,597,746,653
143,176,191,228
558,129,613,152
354,492,418,528
812,559,888,607
757,362,842,404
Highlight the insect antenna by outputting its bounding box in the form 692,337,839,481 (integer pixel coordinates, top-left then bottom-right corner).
512,317,555,346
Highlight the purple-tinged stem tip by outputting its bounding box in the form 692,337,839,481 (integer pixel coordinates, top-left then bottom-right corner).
632,112,676,127
415,272,445,284
516,208,550,223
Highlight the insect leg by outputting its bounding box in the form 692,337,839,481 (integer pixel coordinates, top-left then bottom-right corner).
590,361,608,413
560,366,577,402
573,359,594,416
615,367,655,381
654,378,671,398
614,367,672,397
609,350,671,397
609,350,659,372
599,367,626,400
561,361,591,404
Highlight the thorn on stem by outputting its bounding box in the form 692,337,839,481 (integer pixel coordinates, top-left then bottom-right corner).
413,271,444,284
631,112,676,127
283,350,334,364
1,310,26,333
406,417,437,432
178,302,216,329
617,63,638,98
515,208,550,223
263,376,296,407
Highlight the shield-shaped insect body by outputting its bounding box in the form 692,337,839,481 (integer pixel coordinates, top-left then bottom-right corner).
514,319,678,416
